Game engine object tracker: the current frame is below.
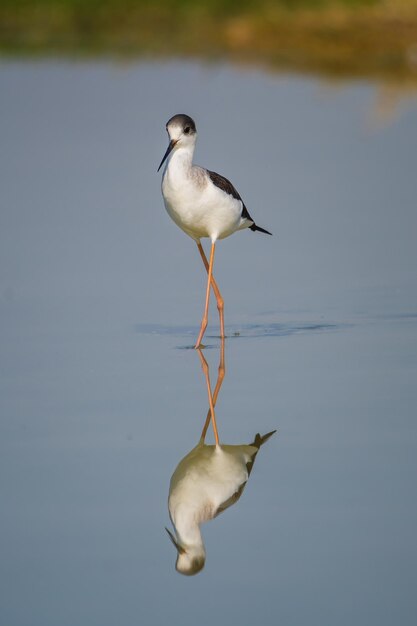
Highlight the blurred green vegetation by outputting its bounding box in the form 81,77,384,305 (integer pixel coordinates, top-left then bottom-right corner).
1,0,417,82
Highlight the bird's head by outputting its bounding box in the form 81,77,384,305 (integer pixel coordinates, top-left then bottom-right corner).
165,526,206,576
158,114,197,172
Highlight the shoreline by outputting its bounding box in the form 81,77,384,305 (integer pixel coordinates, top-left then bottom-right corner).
1,2,417,83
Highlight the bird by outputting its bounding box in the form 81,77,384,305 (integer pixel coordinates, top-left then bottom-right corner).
158,114,271,348
166,429,276,576
165,337,276,575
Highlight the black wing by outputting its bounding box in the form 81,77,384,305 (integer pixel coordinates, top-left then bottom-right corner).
207,169,250,219
214,430,276,518
207,169,272,235
214,479,248,518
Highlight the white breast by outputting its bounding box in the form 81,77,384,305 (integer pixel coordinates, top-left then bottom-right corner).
162,152,243,242
169,445,249,525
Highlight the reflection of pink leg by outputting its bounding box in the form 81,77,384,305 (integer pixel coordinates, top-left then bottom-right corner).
197,347,220,447
197,242,225,339
200,337,225,444
195,242,216,349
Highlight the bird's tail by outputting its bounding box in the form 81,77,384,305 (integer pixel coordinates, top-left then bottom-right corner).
245,430,276,478
251,430,277,449
250,223,272,235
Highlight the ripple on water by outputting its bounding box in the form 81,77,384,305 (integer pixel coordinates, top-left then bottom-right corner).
134,321,346,345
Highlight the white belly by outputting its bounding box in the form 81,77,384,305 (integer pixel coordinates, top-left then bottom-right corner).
169,445,249,520
162,168,243,242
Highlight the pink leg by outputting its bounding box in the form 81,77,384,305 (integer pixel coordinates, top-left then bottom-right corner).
197,347,220,447
197,242,225,339
195,242,216,349
200,336,225,443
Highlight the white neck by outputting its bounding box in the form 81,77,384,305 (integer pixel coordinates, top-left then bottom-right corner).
165,143,194,176
174,509,205,550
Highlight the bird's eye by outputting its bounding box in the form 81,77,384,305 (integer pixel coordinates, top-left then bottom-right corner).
184,127,190,134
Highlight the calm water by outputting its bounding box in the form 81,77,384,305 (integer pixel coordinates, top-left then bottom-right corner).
1,60,417,625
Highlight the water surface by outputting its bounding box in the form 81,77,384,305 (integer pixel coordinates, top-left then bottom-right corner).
1,60,417,626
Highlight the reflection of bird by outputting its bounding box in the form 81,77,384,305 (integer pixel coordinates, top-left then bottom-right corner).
158,114,271,348
166,430,276,576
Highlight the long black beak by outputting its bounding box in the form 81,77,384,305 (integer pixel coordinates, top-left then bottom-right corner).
157,139,177,172
165,527,186,554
